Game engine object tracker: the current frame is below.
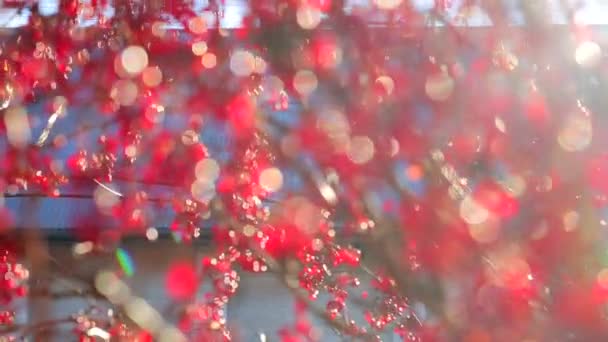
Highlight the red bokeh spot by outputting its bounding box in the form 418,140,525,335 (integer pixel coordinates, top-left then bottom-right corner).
166,261,198,300
226,94,255,139
524,92,550,126
309,0,332,11
312,33,339,69
587,154,608,194
474,181,519,218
